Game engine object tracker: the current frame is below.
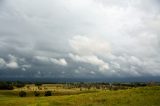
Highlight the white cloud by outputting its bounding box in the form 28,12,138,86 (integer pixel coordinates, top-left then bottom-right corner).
129,56,143,66
75,69,80,74
21,64,31,68
22,67,26,71
0,55,19,69
21,64,31,71
69,35,110,55
6,54,19,69
8,54,17,62
69,35,110,73
90,71,95,74
34,56,49,62
0,55,32,70
35,56,67,66
6,61,19,69
111,62,120,69
50,58,67,66
69,53,109,71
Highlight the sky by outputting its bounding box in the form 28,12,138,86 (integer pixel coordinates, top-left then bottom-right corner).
0,0,160,80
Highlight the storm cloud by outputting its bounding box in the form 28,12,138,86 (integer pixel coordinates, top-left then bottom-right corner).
0,0,160,79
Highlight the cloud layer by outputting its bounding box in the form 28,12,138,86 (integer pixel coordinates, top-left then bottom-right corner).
0,0,160,79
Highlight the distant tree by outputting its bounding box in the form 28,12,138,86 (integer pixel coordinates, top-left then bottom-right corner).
19,91,27,97
44,91,52,96
35,82,42,86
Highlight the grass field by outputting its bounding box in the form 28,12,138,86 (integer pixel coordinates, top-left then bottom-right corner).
0,85,160,106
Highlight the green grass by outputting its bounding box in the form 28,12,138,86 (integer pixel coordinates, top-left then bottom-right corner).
0,86,160,106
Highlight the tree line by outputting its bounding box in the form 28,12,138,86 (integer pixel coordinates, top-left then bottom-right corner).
0,81,159,90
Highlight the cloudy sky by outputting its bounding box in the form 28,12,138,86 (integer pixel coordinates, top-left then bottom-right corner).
0,0,160,80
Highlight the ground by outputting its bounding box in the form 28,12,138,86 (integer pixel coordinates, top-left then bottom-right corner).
0,85,160,106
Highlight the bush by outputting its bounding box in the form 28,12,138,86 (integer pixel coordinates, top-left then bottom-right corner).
34,91,40,96
44,91,52,96
19,91,27,97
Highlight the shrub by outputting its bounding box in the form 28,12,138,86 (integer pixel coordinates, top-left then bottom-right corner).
19,91,27,97
34,91,40,96
44,91,52,96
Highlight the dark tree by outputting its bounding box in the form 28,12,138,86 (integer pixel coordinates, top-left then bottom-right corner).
44,91,52,96
34,91,40,96
19,91,27,97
